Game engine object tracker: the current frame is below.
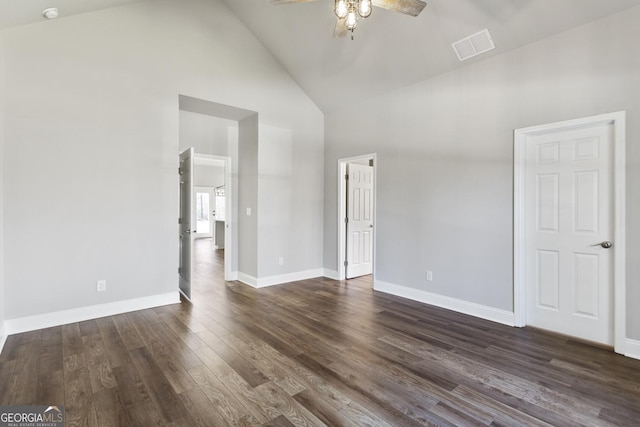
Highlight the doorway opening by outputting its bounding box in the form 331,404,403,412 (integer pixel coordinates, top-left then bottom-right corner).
178,95,258,300
337,153,377,281
179,151,232,300
513,111,626,354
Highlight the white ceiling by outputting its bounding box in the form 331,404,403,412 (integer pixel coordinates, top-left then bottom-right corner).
221,0,640,112
2,0,640,112
0,0,144,30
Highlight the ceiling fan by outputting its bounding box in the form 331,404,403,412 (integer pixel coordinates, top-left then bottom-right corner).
271,0,427,39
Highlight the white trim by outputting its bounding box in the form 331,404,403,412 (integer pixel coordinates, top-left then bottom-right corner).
238,269,324,288
612,113,627,353
323,269,339,280
625,339,640,360
4,292,180,336
337,154,377,281
374,280,515,327
228,271,239,281
0,325,7,355
257,269,324,288
513,111,626,353
237,272,258,288
178,289,192,303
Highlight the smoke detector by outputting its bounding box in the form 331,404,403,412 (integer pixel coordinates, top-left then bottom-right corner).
42,8,60,19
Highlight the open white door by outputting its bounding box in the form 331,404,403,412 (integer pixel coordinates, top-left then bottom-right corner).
346,163,374,279
179,148,194,300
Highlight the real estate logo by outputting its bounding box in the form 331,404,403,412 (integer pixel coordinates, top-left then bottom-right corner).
0,405,64,427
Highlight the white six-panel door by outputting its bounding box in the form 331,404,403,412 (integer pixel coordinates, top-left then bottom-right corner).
525,123,614,345
346,163,374,279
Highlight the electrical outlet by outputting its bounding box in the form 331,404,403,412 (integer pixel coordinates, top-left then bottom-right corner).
426,271,433,282
278,257,284,266
97,280,107,292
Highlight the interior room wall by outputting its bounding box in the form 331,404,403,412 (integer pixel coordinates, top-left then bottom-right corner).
257,123,324,279
1,0,323,323
194,165,225,188
238,115,259,278
179,111,236,157
0,33,6,347
324,6,640,338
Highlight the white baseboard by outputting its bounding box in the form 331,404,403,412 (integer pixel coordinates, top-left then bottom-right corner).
322,269,339,280
238,269,324,289
374,280,516,327
237,272,258,288
0,324,7,355
5,292,180,336
625,339,640,360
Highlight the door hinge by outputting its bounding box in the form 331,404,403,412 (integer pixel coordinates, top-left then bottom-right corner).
178,218,183,224
344,260,348,267
178,167,183,175
345,173,349,180
344,217,348,224
178,267,182,274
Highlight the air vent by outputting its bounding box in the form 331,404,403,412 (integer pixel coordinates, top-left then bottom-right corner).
452,29,495,61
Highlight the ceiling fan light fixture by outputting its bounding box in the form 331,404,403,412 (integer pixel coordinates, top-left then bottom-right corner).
335,0,348,19
273,0,427,40
358,0,372,18
345,6,358,30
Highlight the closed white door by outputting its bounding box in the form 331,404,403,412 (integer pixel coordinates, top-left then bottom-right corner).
346,163,374,279
525,123,613,345
179,148,194,300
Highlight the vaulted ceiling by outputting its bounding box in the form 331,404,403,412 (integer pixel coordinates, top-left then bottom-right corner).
2,0,640,112
222,0,640,112
0,0,144,30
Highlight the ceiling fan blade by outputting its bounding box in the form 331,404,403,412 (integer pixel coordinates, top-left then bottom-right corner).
371,0,427,16
270,0,320,4
334,18,348,38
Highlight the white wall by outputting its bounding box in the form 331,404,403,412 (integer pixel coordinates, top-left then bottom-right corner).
258,123,324,278
324,6,640,338
179,111,237,157
194,165,224,188
1,0,323,322
238,115,259,278
0,33,6,348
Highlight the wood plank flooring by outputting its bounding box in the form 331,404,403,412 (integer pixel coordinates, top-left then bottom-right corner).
1,237,640,426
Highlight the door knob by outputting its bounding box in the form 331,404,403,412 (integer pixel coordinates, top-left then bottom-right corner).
591,241,613,249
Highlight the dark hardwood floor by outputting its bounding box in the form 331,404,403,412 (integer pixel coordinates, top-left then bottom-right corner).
1,237,639,426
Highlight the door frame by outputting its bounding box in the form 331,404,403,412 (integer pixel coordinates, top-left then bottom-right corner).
513,111,626,354
192,153,234,282
337,153,377,281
